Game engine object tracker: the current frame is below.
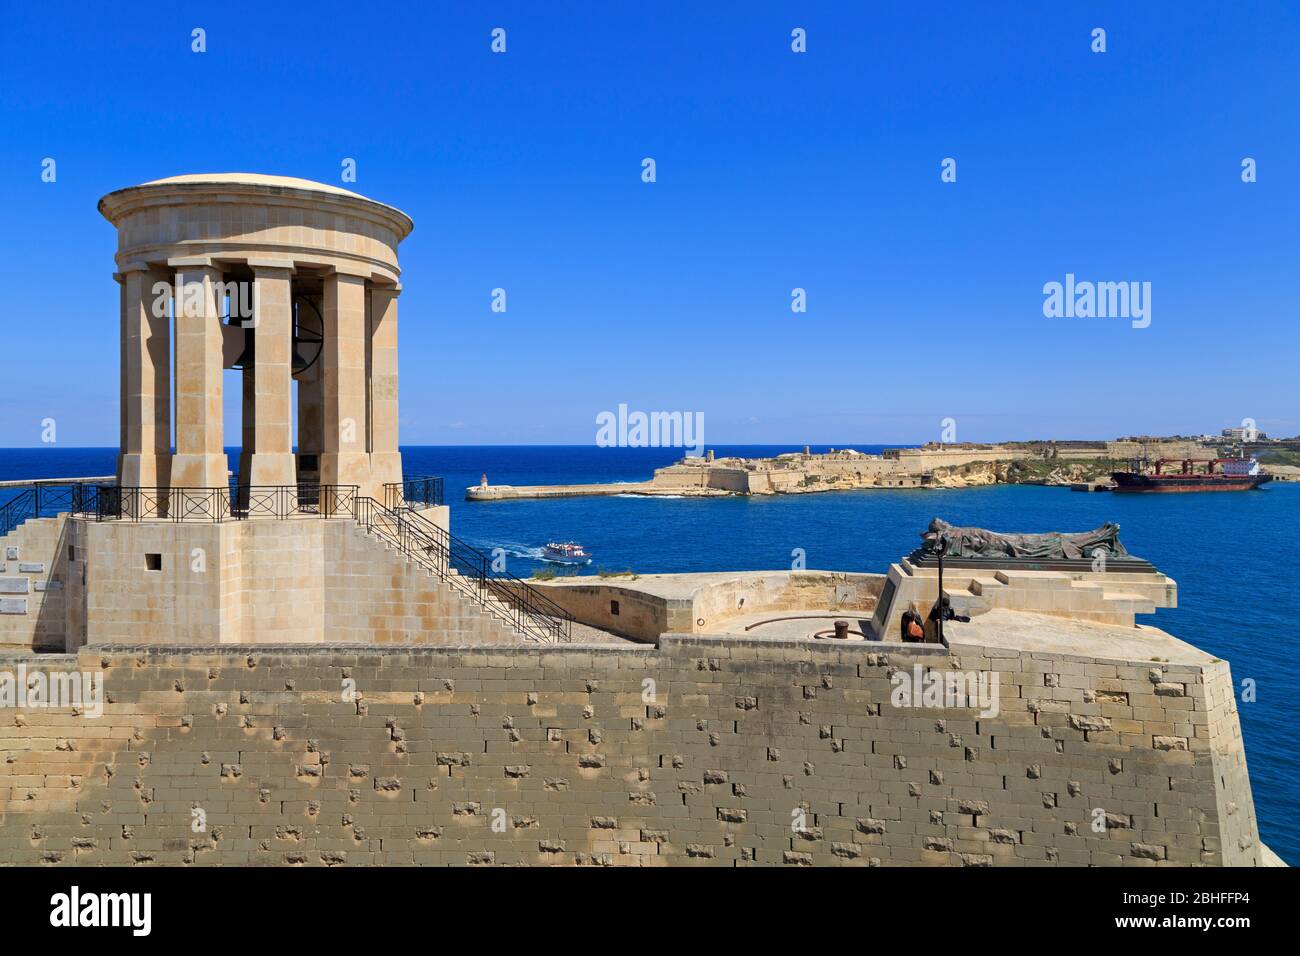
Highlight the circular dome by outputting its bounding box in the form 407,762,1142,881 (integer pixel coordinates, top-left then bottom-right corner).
99,172,413,240
140,172,369,198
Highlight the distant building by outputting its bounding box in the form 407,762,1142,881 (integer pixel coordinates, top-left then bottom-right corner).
1222,427,1269,441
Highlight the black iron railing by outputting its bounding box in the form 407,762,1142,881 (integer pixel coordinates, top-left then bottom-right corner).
383,475,444,510
4,475,567,644
94,484,359,522
230,482,358,519
356,496,573,644
1,481,106,536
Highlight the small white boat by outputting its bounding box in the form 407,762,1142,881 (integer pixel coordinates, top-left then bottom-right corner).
542,541,591,564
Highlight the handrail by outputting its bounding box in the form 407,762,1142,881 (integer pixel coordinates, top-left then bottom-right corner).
1,481,105,536
356,496,573,644
93,484,359,522
2,477,571,645
383,475,444,510
0,475,114,489
406,504,575,627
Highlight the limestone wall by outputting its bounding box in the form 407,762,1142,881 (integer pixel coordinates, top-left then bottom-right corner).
506,581,680,642
691,572,885,629
524,572,887,642
0,632,1259,866
62,516,518,648
0,516,75,652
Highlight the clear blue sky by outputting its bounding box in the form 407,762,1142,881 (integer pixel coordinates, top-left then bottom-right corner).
2,1,1297,447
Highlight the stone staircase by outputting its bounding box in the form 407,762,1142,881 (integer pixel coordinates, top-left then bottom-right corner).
940,566,1175,626
354,498,573,644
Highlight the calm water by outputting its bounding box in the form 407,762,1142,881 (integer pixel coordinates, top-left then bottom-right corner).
4,445,1297,864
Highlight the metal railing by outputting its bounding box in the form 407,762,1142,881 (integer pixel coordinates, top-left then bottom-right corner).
1,481,105,536
383,475,444,510
94,484,359,522
3,474,567,645
356,496,573,644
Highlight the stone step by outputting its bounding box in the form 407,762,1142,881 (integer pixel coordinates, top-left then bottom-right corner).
966,575,1004,596
942,587,986,615
1100,591,1157,613
993,570,1075,589
359,522,539,642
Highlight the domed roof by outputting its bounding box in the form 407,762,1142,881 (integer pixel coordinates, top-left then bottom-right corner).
140,172,367,199
99,173,412,237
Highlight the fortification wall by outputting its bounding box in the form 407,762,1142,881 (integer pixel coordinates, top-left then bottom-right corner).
80,517,516,648
1105,440,1206,460
523,572,887,642
0,632,1259,866
692,571,884,627
889,441,1208,474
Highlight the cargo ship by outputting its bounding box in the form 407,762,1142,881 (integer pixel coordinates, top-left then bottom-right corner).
1111,457,1271,493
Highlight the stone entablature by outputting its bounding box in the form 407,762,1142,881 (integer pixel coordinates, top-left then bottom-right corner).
100,174,413,502
99,174,412,283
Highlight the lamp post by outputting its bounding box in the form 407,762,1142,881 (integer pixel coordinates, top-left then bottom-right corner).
936,534,949,645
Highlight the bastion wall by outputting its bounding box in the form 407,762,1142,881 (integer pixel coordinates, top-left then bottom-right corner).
1,510,510,653
0,630,1259,866
517,571,887,642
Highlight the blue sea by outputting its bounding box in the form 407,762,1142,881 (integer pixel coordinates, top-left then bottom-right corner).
3,444,1297,865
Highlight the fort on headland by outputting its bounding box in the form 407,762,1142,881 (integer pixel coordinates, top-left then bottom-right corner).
0,175,1278,867
466,439,1240,500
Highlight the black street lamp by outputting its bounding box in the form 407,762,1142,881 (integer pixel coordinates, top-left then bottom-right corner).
936,534,949,645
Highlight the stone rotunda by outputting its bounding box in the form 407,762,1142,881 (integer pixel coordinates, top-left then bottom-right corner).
98,173,414,503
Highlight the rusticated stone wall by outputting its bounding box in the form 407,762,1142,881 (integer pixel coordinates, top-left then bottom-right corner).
0,632,1260,866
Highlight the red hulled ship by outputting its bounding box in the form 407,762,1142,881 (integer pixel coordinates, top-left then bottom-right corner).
1110,457,1271,493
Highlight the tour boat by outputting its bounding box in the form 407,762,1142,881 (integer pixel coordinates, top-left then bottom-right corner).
1111,458,1271,493
542,541,591,564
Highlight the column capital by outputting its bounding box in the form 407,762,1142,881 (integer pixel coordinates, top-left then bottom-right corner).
167,255,218,270
244,257,296,274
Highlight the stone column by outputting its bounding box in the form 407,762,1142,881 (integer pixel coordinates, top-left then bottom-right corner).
368,283,402,500
320,271,371,496
243,263,296,488
116,263,172,489
117,273,127,463
170,263,228,488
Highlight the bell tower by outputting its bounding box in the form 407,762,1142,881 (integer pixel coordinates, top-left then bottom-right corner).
98,173,414,503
